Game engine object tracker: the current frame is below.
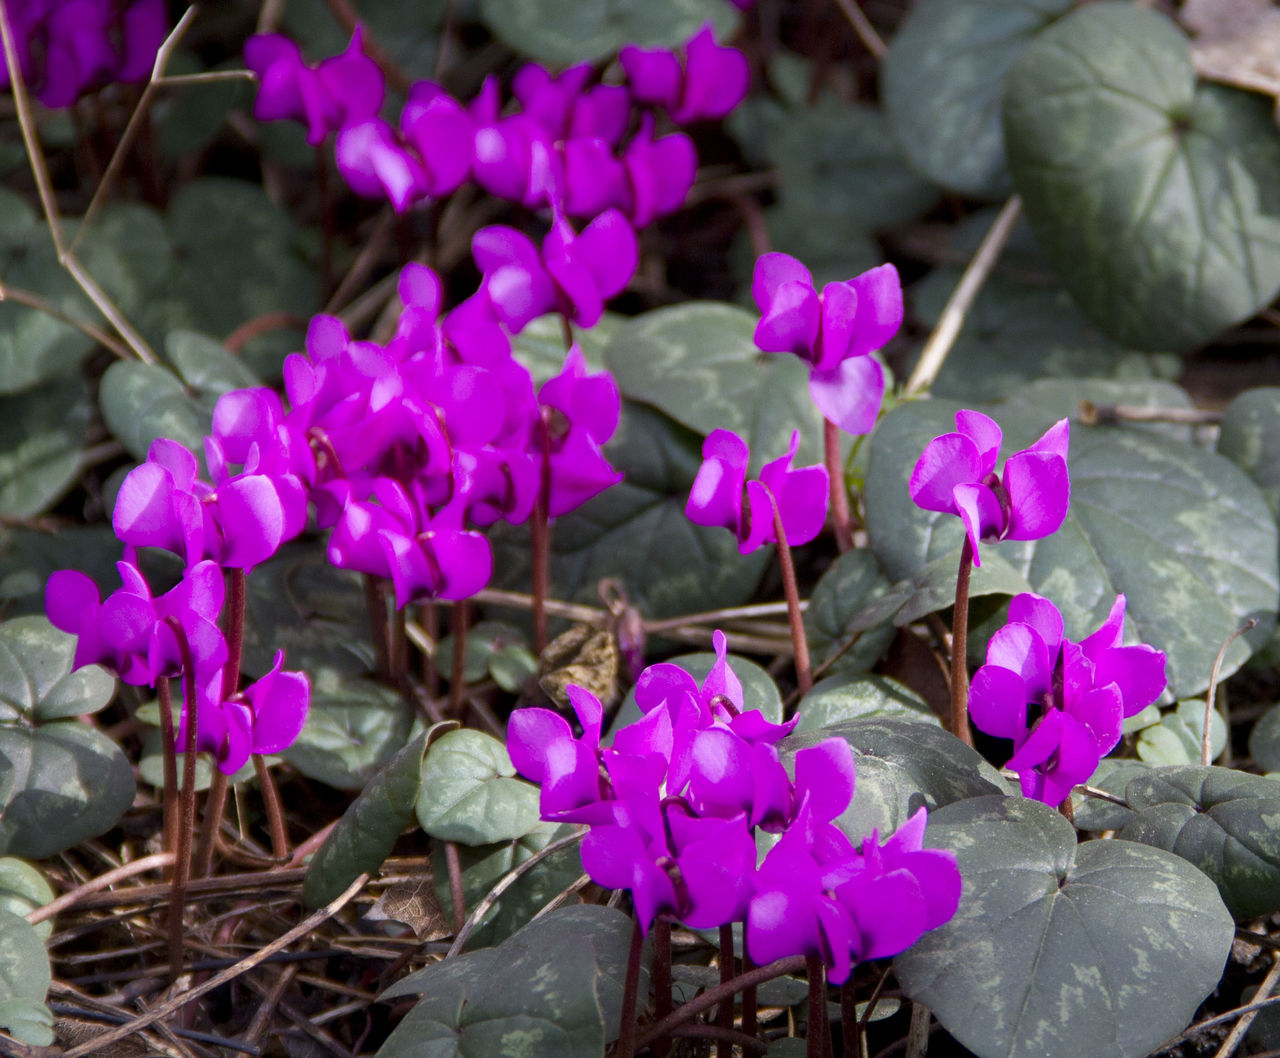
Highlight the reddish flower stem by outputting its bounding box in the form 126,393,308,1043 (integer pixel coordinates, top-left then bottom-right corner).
772,500,812,695
807,954,828,1058
718,924,736,1058
531,414,552,653
160,618,200,984
253,754,290,861
842,979,861,1057
653,918,672,1058
950,536,975,746
614,918,645,1058
192,771,227,879
741,950,758,1044
155,679,180,860
824,419,853,553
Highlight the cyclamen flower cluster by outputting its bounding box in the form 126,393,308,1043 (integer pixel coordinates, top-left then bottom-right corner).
971,593,1167,804
47,525,309,775
245,23,748,229
508,633,961,981
240,261,621,607
1,0,167,108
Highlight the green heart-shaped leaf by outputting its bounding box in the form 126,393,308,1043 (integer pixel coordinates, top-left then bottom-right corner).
1003,3,1280,351
376,904,638,1058
895,795,1234,1058
416,729,541,846
1119,765,1280,918
881,0,1073,198
305,726,444,907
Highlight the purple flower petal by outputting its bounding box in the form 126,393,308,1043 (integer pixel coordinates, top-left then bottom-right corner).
908,434,983,514
1002,450,1070,541
968,664,1029,742
807,355,885,436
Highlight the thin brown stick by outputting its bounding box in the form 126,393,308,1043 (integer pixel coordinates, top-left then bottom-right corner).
69,6,196,251
63,867,311,913
832,0,887,58
0,279,133,359
63,875,369,1058
1213,954,1280,1058
27,853,175,925
905,197,1021,396
0,0,161,363
635,956,809,1050
1203,618,1256,765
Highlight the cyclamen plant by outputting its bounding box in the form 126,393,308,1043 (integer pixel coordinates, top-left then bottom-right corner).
5,6,1272,1058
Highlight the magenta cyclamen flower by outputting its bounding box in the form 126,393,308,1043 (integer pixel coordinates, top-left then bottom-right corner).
909,411,1070,566
686,429,828,553
334,82,473,212
752,253,901,435
244,27,383,145
46,559,227,687
535,346,623,516
620,23,749,124
969,593,1167,804
470,209,637,333
2,0,167,108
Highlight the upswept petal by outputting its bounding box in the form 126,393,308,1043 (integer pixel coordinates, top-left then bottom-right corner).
953,410,1002,477
907,433,983,513
1002,450,1069,541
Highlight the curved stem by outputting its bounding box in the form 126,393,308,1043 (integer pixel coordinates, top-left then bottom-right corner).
253,754,290,861
771,501,812,695
162,618,200,984
614,919,645,1058
193,771,228,879
531,414,553,653
221,569,246,701
824,419,853,553
155,679,179,860
949,537,974,746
